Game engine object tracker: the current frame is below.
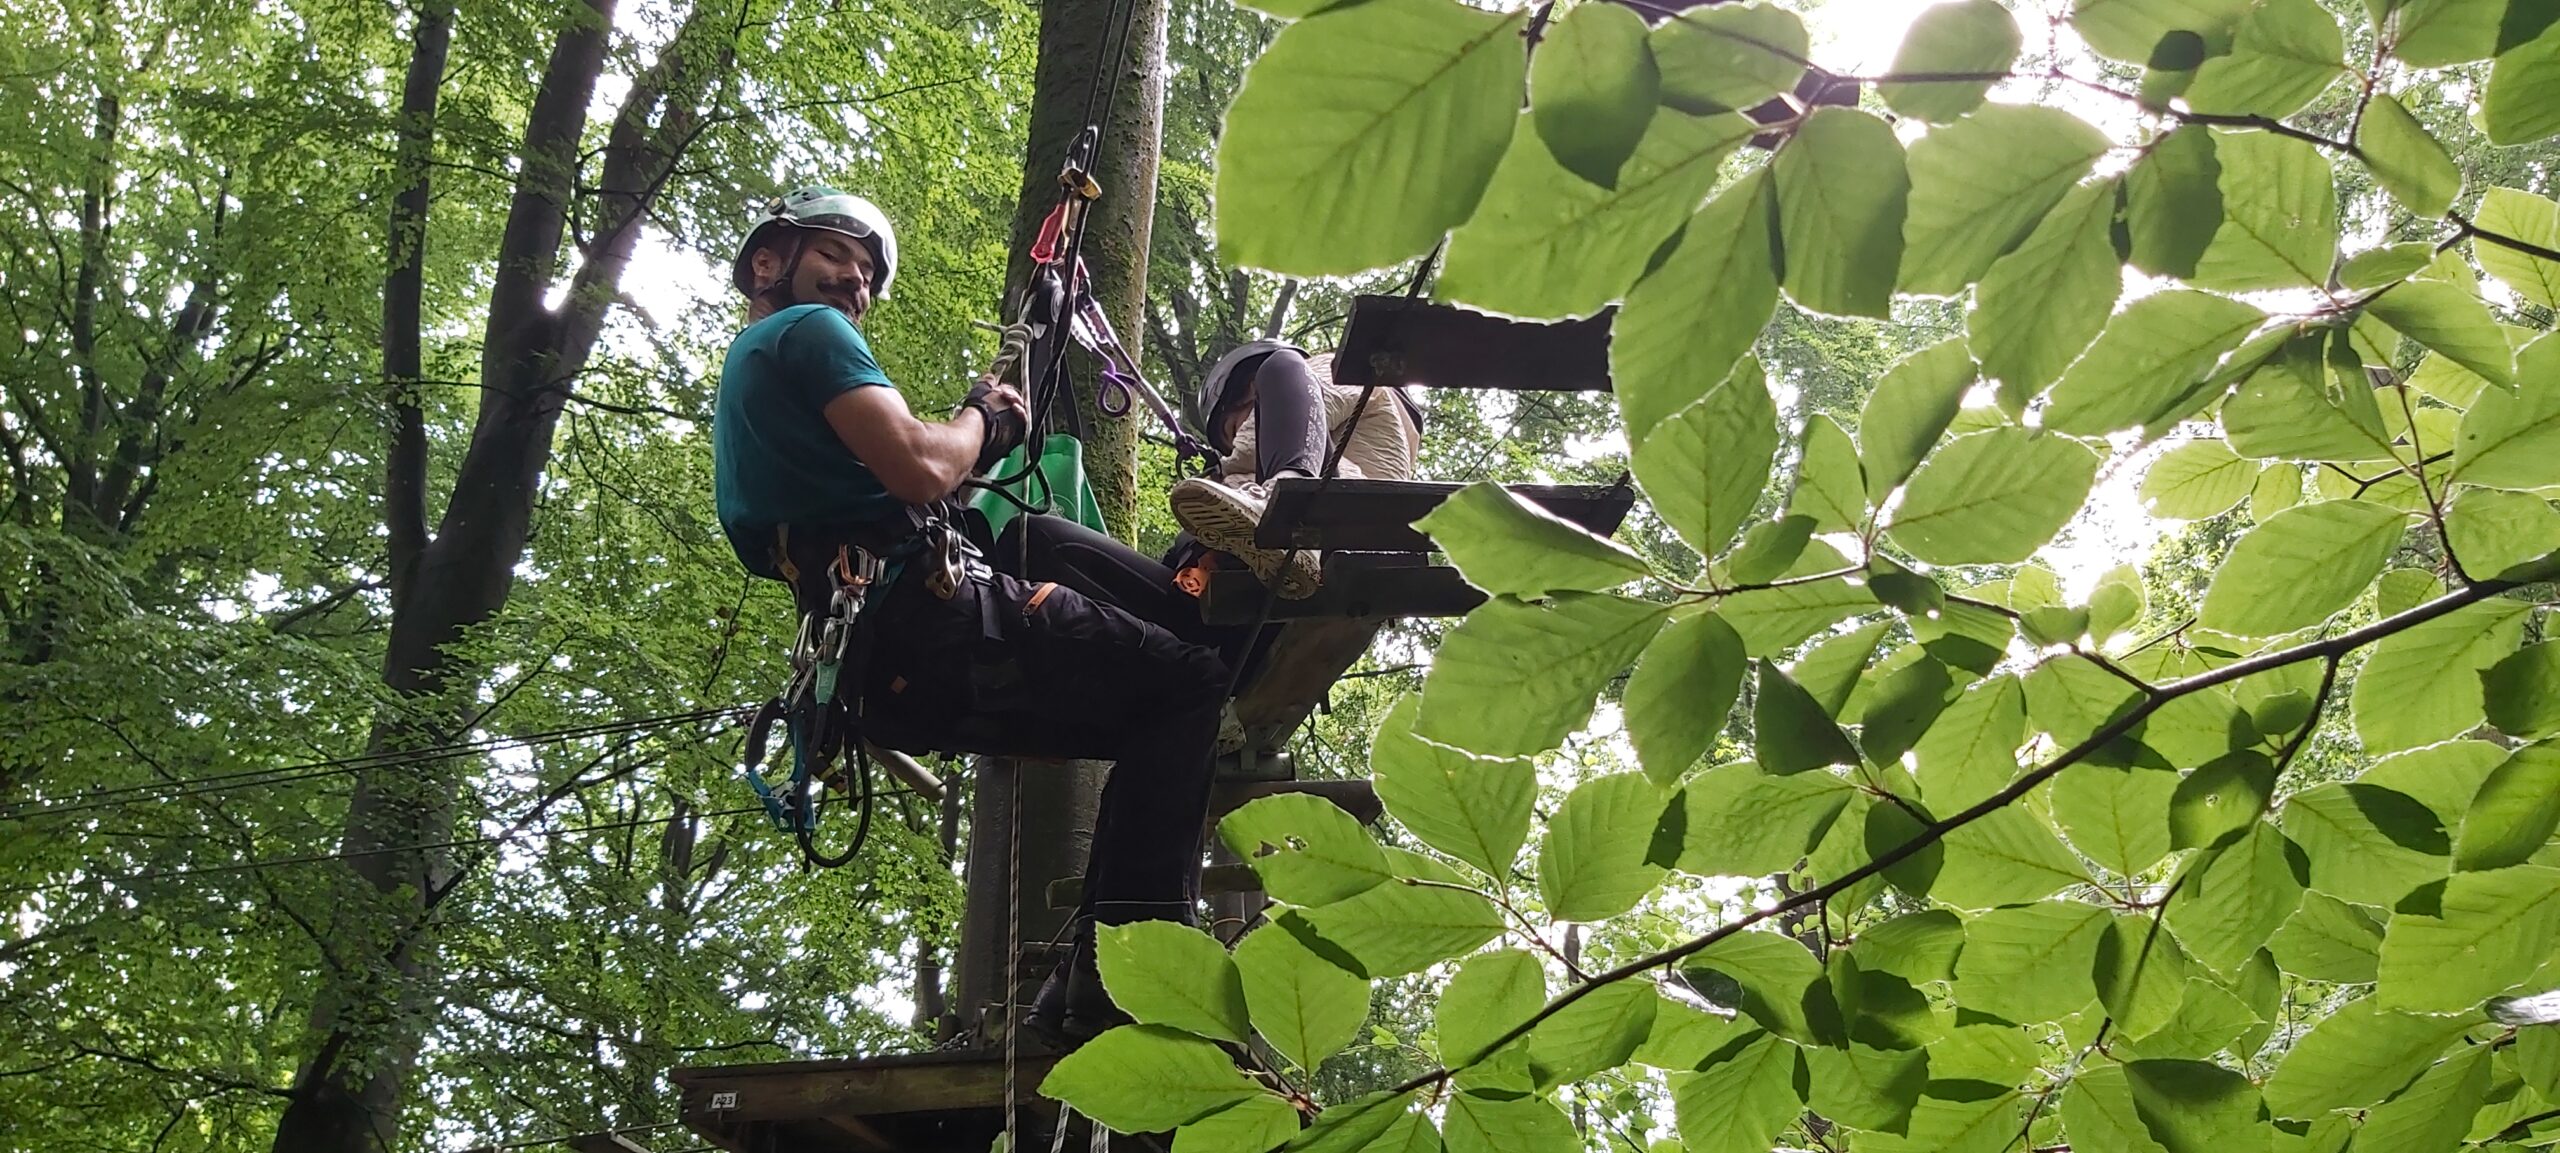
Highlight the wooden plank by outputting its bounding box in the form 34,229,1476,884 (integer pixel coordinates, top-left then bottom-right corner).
820,1112,899,1152
1229,615,1390,752
1202,566,1484,626
1254,478,1635,552
565,1135,658,1153
674,1050,1056,1123
1335,294,1613,393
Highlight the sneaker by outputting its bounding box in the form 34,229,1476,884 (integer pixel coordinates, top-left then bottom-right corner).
1170,477,1322,600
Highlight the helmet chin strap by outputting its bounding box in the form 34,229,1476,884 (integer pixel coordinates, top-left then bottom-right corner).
753,231,812,308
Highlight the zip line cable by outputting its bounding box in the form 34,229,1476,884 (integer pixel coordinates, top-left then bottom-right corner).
1,706,754,822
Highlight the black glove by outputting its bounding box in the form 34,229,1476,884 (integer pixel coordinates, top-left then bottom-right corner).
962,381,1028,473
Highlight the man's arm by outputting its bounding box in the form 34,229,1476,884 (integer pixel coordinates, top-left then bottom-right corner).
824,385,1002,504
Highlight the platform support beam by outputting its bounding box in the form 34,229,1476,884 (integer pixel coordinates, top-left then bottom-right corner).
955,756,1104,1040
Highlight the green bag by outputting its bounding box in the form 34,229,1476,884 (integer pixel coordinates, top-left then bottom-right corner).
966,433,1107,541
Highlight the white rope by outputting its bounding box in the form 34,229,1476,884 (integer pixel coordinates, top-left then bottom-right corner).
1002,760,1025,1153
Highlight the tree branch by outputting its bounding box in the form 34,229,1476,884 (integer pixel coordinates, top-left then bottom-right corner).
384,0,453,589
1377,556,2560,1099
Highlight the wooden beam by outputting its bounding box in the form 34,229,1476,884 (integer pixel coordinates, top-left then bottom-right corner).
1049,862,1263,909
818,1112,898,1152
1229,616,1390,752
1201,566,1483,626
1252,478,1636,552
565,1134,657,1153
1214,778,1382,826
1334,294,1613,393
674,1049,1057,1124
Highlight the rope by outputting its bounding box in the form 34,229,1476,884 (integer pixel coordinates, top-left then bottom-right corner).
3,707,749,822
1002,760,1024,1153
1215,244,1444,705
7,787,926,897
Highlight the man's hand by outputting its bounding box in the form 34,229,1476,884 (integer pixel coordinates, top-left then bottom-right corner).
963,377,1029,472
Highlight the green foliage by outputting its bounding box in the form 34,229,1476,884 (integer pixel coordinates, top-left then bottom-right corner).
2262,997,2482,1117
1537,773,1669,922
1623,611,1746,784
1417,481,1650,598
1526,2,1657,189
1649,3,1807,116
1414,592,1668,755
1670,1033,1803,1153
1879,0,2019,122
2199,500,2408,634
1438,950,1544,1066
1215,0,1525,275
2046,289,2264,434
1223,792,1401,905
1612,169,1781,444
1773,108,1909,318
1886,427,2102,564
2472,188,2560,306
2377,865,2560,1013
1235,922,1371,1070
1040,1025,1267,1131
1371,696,1535,877
1631,359,1780,559
1099,921,1253,1043
2185,0,2343,116
1439,110,1753,319
2452,745,2560,871
70,0,2560,1142
1859,339,1976,502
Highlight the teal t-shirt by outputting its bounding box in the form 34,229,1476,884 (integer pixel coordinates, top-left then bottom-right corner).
713,304,899,572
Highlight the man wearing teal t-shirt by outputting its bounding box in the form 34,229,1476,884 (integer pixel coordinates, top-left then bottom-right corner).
713,187,1235,1047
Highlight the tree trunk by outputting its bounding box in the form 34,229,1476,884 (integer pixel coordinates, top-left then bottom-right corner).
271,0,728,1145
1001,0,1167,537
957,0,1168,1038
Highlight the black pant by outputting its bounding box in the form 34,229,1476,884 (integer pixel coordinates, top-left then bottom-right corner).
789,519,1230,922
1241,349,1328,481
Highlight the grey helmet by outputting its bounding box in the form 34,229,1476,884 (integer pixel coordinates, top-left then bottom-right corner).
732,186,899,300
1189,339,1305,453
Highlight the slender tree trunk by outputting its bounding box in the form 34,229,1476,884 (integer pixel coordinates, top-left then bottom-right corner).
957,0,1168,1035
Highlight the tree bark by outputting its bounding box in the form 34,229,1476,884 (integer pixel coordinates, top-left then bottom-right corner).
957,0,1168,1037
1000,0,1167,537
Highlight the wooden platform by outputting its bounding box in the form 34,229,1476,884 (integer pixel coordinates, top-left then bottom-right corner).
1254,478,1636,552
1333,294,1613,393
675,1048,1068,1153
1227,615,1395,753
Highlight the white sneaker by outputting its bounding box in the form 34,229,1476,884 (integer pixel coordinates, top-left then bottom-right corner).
1171,477,1322,600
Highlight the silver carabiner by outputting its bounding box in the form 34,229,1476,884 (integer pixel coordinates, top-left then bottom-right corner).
925,523,966,600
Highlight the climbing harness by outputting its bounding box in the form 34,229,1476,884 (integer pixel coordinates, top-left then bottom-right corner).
738,511,989,870
741,542,884,869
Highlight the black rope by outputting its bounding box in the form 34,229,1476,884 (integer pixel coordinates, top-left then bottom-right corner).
6,786,928,898
2,707,752,822
981,0,1150,516
1213,244,1445,704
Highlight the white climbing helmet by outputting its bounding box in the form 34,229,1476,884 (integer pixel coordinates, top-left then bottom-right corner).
732,186,899,300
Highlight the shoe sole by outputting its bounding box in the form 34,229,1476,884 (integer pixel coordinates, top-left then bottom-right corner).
1172,484,1321,600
